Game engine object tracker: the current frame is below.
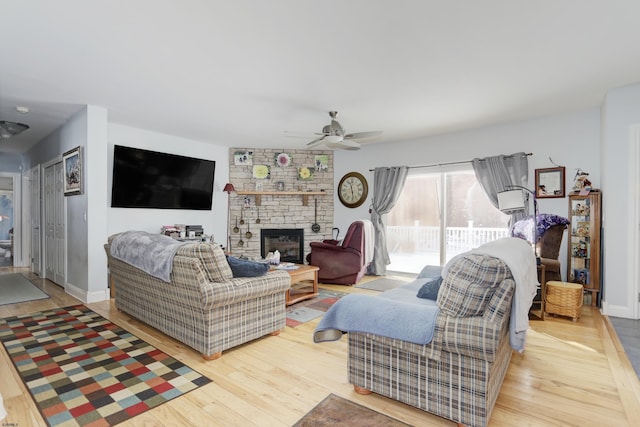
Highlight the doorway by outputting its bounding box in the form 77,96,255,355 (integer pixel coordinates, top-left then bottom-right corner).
0,176,14,266
386,167,511,273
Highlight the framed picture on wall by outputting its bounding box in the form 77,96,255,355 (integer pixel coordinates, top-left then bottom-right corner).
535,166,565,198
63,146,83,196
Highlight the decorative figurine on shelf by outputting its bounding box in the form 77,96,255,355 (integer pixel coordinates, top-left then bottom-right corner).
572,169,592,193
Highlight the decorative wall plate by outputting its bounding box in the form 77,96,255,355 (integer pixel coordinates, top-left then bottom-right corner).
298,167,314,180
253,165,270,179
275,152,291,167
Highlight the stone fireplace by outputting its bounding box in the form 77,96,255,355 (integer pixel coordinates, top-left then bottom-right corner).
228,148,334,261
261,228,305,264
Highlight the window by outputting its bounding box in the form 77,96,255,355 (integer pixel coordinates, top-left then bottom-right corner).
387,167,511,273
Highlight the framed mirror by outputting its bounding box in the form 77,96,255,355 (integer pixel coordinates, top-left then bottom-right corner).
535,166,565,198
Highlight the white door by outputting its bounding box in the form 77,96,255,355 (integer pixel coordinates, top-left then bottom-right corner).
632,125,640,319
54,162,65,283
44,162,65,286
30,165,41,275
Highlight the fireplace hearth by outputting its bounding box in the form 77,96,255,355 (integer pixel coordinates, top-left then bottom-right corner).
261,228,304,264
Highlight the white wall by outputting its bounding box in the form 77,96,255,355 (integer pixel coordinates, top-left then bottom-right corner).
334,108,601,279
64,109,91,299
600,83,640,318
107,124,229,245
85,106,109,296
23,106,109,301
0,153,23,173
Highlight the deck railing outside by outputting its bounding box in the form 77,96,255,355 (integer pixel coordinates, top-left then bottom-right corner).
386,225,510,273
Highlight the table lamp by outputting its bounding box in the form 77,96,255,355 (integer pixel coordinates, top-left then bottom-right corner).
497,185,540,263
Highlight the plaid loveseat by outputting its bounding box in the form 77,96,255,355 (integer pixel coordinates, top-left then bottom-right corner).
348,254,516,427
105,235,290,360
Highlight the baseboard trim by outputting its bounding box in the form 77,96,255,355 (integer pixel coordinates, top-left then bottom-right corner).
65,282,110,304
602,301,637,319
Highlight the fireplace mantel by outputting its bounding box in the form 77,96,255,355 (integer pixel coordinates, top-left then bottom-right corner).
236,190,326,206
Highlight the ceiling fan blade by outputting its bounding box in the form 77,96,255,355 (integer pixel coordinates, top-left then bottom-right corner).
326,139,360,150
330,119,344,136
307,135,326,147
344,130,383,139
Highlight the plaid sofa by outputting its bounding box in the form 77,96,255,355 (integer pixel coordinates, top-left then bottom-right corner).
105,235,291,360
348,254,515,427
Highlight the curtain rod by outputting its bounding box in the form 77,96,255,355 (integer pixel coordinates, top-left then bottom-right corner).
369,152,533,171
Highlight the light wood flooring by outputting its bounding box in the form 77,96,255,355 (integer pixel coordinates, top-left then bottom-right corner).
1,268,640,426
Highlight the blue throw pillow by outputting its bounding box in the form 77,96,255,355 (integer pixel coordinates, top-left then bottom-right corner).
416,276,443,300
417,265,443,279
226,256,270,277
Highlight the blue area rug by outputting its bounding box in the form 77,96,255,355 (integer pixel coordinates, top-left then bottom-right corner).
0,273,49,306
354,277,412,292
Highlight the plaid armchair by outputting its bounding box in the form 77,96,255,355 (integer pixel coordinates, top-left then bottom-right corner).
348,254,516,427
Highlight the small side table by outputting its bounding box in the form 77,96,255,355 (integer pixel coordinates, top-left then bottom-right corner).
280,264,320,306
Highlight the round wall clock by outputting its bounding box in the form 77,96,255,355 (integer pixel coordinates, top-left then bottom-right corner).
338,172,368,208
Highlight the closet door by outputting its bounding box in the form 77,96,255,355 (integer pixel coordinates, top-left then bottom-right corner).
44,162,65,286
54,162,65,284
30,165,41,275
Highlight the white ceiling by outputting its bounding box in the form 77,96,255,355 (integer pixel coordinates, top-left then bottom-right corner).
2,1,640,154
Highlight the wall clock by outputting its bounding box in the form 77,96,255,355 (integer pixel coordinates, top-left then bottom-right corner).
338,172,368,208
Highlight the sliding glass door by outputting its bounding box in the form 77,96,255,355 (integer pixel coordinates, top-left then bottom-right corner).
387,166,510,274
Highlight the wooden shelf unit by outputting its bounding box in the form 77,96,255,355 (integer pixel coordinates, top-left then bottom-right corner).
567,191,602,307
236,190,326,206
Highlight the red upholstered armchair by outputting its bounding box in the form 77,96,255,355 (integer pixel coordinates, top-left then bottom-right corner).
307,220,373,285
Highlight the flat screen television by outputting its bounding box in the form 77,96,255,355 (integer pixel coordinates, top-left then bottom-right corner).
111,145,215,210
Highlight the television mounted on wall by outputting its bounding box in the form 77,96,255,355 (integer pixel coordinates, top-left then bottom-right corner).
111,145,215,210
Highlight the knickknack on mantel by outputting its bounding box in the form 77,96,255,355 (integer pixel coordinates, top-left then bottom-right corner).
236,190,326,206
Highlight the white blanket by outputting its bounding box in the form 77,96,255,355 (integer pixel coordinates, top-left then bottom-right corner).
361,219,375,265
443,237,538,352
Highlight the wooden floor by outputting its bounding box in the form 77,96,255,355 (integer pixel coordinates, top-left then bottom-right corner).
1,268,640,426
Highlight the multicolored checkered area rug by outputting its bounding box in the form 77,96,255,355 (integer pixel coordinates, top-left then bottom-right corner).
0,305,211,427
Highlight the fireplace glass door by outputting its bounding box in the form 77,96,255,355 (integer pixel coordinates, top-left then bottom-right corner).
261,228,304,264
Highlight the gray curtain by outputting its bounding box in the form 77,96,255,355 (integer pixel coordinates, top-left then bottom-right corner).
472,152,529,225
368,166,410,275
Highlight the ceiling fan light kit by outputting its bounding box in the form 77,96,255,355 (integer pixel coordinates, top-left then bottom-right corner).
324,135,343,144
326,139,359,150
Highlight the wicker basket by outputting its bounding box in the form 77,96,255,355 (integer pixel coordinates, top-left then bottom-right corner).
544,281,583,322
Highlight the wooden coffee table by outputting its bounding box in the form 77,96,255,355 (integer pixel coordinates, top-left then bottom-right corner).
279,264,319,306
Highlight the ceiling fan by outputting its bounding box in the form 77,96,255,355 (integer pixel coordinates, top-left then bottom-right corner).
305,111,382,150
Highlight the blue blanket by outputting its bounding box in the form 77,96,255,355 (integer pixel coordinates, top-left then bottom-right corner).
110,231,188,282
313,291,440,345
